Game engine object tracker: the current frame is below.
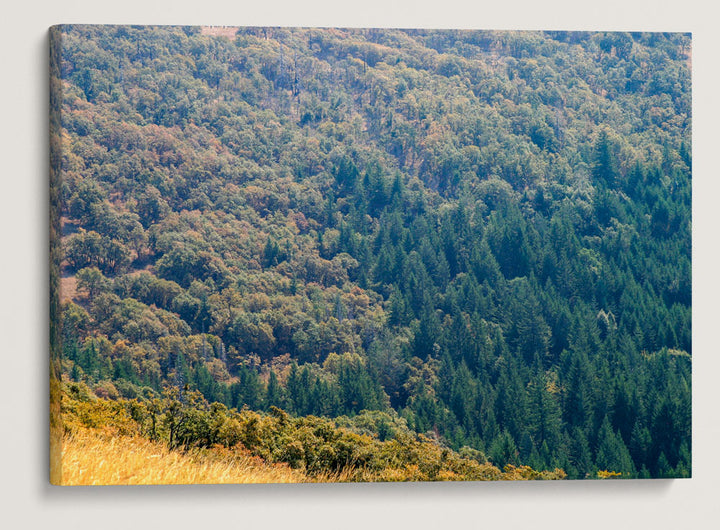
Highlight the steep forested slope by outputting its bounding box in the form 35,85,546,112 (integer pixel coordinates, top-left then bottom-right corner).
53,26,691,479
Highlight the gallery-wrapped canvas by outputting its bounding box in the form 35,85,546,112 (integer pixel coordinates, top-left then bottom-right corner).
49,25,691,485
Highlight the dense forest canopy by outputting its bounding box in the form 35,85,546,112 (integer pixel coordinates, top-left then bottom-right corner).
53,25,691,479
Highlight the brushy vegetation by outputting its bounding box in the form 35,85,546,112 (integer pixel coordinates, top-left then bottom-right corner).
60,382,565,484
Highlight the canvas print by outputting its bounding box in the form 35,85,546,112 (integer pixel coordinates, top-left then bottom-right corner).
49,25,691,485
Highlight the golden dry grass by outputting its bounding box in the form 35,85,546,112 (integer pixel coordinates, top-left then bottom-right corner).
200,26,238,38
59,275,78,304
60,428,308,485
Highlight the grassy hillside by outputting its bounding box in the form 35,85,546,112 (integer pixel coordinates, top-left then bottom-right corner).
58,382,565,484
62,428,306,485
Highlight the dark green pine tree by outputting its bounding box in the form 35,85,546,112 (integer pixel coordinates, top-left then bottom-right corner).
333,155,359,195
674,442,691,478
526,366,563,465
80,339,99,380
263,236,281,268
611,383,636,446
509,283,552,366
489,430,520,470
240,367,264,410
625,159,646,200
629,421,652,472
411,306,441,360
448,361,477,434
387,287,410,327
649,399,682,475
595,415,636,477
493,360,529,444
285,363,305,415
566,427,594,479
264,370,284,410
337,359,384,415
592,129,617,188
563,351,592,430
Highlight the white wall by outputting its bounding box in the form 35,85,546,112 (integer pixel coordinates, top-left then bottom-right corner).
2,2,717,529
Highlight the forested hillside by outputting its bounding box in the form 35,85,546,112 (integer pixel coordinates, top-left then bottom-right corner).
52,25,691,479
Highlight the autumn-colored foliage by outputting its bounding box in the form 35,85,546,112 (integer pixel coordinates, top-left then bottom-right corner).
51,25,691,481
